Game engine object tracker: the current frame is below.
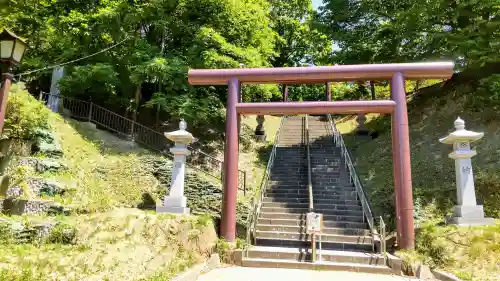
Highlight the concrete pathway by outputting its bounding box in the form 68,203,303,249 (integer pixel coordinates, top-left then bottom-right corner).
197,267,421,281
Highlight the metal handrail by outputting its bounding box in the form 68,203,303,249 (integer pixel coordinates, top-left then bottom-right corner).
325,114,386,255
305,114,318,262
244,116,286,257
305,115,313,212
39,92,247,192
380,216,387,256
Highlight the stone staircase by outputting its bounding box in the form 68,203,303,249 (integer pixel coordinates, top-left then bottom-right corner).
243,115,390,273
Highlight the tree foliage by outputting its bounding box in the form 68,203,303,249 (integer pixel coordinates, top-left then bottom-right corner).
3,83,50,141
317,0,499,68
0,0,279,131
1,0,498,135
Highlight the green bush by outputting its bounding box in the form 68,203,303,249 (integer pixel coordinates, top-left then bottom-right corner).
45,222,77,244
415,223,455,268
468,74,500,112
214,238,232,263
0,268,46,281
3,83,50,141
0,219,15,243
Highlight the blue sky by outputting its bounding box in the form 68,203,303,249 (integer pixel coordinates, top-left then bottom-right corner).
312,0,323,10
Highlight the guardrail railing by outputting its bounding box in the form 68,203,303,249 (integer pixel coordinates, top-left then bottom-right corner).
305,115,313,213
244,116,286,257
326,114,386,256
39,92,247,193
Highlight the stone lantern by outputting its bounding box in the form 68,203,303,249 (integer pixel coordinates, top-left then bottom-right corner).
254,115,266,142
439,117,494,226
157,120,194,214
356,113,372,140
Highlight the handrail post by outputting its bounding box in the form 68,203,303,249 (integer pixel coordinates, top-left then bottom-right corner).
243,171,247,196
305,115,316,262
88,102,93,122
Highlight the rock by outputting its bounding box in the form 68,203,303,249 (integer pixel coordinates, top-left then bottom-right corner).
31,128,63,158
0,217,58,244
48,203,74,216
33,221,57,241
417,264,436,280
17,157,38,169
1,199,54,215
32,128,54,143
207,254,221,269
431,270,463,281
0,175,10,197
32,140,63,158
36,159,68,173
6,184,24,199
38,180,66,197
4,177,62,199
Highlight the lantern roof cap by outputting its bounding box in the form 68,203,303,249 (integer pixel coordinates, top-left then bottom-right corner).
439,117,484,144
165,120,194,143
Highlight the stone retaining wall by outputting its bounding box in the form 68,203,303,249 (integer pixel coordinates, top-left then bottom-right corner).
0,199,54,215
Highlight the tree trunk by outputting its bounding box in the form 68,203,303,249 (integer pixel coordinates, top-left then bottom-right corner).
156,29,166,131
370,81,376,100
131,85,141,138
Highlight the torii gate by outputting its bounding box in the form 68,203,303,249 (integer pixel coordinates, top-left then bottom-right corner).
188,62,454,249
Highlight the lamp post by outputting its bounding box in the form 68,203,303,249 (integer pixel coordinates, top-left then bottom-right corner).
0,29,28,134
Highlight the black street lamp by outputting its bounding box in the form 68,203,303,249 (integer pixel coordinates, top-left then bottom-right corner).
0,29,28,134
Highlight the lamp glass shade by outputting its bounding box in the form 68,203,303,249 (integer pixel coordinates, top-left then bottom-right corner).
12,39,26,62
0,40,14,59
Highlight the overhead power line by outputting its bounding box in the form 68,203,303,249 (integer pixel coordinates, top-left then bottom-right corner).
15,37,129,78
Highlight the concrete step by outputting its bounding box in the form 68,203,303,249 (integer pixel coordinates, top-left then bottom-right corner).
259,212,365,223
265,189,357,197
257,218,368,229
261,201,362,211
255,236,373,252
245,246,385,265
256,224,371,236
263,197,359,206
265,193,357,201
255,230,372,245
260,207,363,217
266,185,355,192
242,257,391,274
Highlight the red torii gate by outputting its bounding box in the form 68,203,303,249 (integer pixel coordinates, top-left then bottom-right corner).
188,62,454,249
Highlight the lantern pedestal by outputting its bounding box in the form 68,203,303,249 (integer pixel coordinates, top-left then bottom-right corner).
355,113,373,140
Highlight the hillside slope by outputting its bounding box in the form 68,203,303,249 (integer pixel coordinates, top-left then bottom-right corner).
338,73,500,281
0,86,253,280
344,75,500,223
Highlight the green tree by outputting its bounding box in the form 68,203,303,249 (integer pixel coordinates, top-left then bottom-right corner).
1,0,279,136
318,0,499,68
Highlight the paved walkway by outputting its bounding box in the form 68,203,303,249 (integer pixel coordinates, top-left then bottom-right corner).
197,267,421,281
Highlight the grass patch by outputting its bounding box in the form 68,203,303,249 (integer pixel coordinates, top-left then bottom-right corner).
341,79,500,226
238,115,283,200
337,74,500,280
0,99,229,280
36,114,159,213
0,209,217,281
397,221,500,281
